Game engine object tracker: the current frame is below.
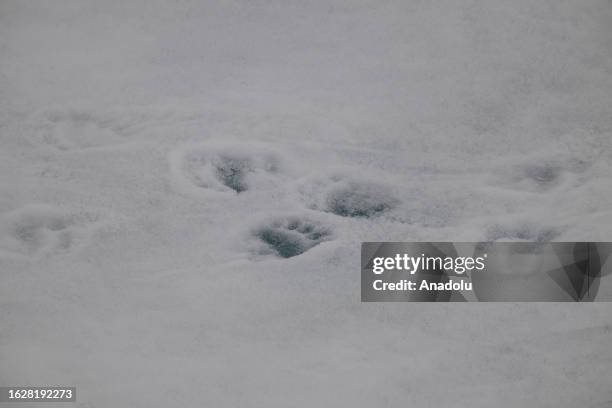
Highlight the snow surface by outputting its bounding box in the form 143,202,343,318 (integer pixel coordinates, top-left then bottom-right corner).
1,0,612,406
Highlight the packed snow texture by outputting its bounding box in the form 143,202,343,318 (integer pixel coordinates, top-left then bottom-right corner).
1,0,612,407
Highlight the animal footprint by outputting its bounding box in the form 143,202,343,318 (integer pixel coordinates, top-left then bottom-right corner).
39,109,126,150
0,205,97,257
490,154,589,193
253,216,331,258
170,142,282,196
299,174,398,218
485,222,561,242
214,155,252,193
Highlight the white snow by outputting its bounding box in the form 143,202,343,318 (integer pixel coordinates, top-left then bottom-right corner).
1,0,612,407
